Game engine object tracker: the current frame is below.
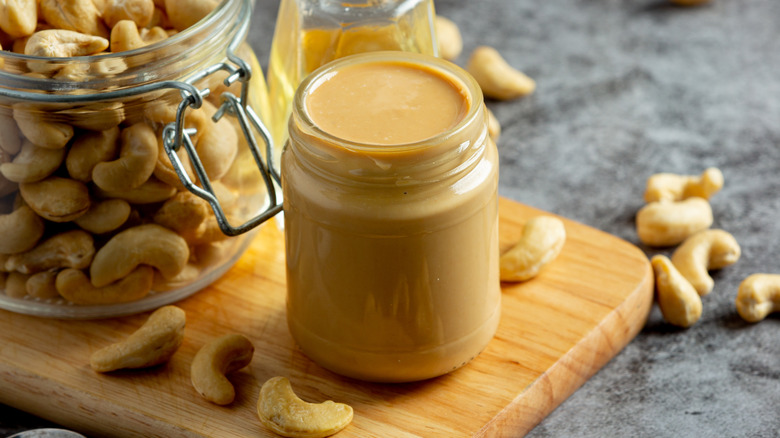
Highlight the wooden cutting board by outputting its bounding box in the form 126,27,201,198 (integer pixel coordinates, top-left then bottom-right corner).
0,197,653,437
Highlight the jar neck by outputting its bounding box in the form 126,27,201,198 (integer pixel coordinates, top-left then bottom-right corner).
0,0,248,98
286,52,488,188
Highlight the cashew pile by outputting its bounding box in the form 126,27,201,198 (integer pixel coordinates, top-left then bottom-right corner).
500,215,566,282
639,168,744,327
0,0,258,305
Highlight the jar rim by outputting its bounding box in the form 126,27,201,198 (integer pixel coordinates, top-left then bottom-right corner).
292,51,484,154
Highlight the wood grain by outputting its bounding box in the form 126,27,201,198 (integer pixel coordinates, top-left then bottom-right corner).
0,197,653,437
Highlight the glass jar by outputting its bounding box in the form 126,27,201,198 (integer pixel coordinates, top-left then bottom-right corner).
266,0,438,164
282,52,500,382
0,0,280,318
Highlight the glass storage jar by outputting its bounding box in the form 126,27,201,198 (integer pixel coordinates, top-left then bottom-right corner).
282,52,500,382
0,0,281,319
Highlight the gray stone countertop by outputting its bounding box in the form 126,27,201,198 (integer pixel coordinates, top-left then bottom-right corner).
2,0,779,436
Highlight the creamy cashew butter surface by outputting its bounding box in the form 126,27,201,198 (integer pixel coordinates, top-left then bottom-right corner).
281,52,500,382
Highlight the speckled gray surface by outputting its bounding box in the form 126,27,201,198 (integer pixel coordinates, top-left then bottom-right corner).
2,0,780,436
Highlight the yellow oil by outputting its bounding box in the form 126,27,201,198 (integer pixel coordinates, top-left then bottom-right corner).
266,0,437,161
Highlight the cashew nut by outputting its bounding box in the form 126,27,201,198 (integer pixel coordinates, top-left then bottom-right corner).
89,223,189,287
140,25,168,45
671,229,740,296
0,0,37,38
64,101,125,131
191,333,254,405
74,198,131,234
0,115,23,155
435,15,462,61
26,269,60,300
0,206,45,255
13,105,74,150
90,305,186,372
644,167,724,203
500,216,566,282
0,139,67,183
56,265,154,305
92,122,158,191
257,376,353,438
151,263,199,291
24,29,109,57
486,106,500,143
153,132,197,190
735,274,780,323
93,176,176,204
196,101,238,181
164,0,219,32
19,176,91,222
153,190,210,242
651,255,702,328
467,46,535,100
4,271,30,298
39,0,107,38
103,0,155,29
109,20,145,53
636,197,713,247
66,127,120,182
5,230,95,274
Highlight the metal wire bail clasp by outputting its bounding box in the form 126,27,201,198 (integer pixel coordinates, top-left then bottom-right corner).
161,19,283,236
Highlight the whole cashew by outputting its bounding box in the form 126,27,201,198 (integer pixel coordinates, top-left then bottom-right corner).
735,274,780,323
0,0,37,38
467,46,535,100
26,269,60,300
89,223,189,287
151,263,199,292
153,132,197,190
644,167,724,203
66,127,120,183
0,150,17,198
5,230,94,274
63,101,125,132
500,216,566,282
39,0,107,37
90,305,186,372
0,139,67,183
4,271,30,298
671,229,740,296
13,105,74,150
140,25,168,45
0,115,23,155
56,266,154,305
636,197,713,247
196,101,238,181
102,0,155,29
19,176,91,222
24,29,109,57
164,0,219,32
0,206,45,255
153,191,210,242
74,198,131,234
651,255,702,328
109,20,145,53
435,15,462,61
257,376,354,438
486,107,501,143
93,176,176,204
92,122,158,191
191,333,254,405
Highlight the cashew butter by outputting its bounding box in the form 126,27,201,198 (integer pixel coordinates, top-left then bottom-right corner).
282,52,500,382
